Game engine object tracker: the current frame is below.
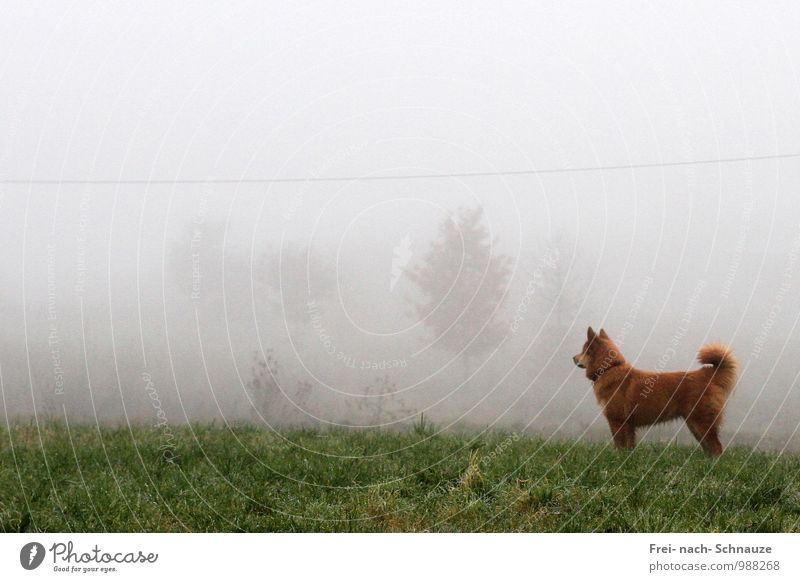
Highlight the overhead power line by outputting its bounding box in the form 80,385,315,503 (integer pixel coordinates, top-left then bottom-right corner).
1,151,798,186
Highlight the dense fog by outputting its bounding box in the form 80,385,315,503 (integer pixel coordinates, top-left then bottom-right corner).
2,2,800,450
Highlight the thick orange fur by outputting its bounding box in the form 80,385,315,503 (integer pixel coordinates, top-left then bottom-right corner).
573,327,738,456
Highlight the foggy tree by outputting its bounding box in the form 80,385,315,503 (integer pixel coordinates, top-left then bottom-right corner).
357,375,414,426
261,244,336,324
536,233,588,334
246,245,336,424
408,206,512,377
246,350,282,422
246,349,322,426
168,221,228,302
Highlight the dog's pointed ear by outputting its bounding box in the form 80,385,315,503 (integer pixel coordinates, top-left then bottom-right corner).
599,328,609,339
587,326,595,340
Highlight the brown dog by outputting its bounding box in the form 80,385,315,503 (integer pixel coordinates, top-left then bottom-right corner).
573,327,737,456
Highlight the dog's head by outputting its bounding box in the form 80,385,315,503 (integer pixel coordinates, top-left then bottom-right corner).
573,326,624,381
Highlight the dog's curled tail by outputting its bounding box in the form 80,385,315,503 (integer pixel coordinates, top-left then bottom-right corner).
698,343,738,395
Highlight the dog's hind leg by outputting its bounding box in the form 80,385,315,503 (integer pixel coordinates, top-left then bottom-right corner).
625,425,637,449
686,417,723,456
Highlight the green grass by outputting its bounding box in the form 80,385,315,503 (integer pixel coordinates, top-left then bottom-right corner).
2,423,799,532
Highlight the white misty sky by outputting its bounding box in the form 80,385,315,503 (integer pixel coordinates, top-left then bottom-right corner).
1,1,799,292
1,2,797,179
1,0,798,287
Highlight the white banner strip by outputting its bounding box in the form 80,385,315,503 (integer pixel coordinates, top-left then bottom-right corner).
1,533,798,581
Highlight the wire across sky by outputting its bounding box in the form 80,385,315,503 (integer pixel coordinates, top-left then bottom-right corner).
1,151,798,186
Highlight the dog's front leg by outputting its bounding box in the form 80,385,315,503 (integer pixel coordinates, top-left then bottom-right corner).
607,418,635,450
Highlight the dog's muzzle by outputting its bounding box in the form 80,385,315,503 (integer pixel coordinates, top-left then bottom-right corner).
573,355,586,368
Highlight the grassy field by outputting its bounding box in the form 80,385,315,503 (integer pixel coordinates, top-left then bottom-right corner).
1,423,799,532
